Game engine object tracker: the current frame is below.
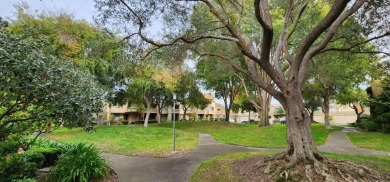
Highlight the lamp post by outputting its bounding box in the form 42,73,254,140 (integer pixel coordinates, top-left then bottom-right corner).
173,93,176,152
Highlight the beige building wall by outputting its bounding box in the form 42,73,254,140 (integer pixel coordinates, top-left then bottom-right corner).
102,92,227,123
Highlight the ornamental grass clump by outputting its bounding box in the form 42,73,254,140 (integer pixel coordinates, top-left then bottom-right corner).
47,143,110,182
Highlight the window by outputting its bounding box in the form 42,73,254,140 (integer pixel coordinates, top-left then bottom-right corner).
210,107,214,111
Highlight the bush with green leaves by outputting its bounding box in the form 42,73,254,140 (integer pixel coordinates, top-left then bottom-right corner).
0,140,19,156
0,153,42,181
29,147,60,167
47,143,111,182
375,113,390,133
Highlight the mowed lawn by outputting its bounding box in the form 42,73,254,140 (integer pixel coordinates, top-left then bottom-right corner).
348,131,390,152
160,121,342,148
45,125,198,157
46,121,342,157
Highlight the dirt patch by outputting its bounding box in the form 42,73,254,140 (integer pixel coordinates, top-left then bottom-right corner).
233,154,390,182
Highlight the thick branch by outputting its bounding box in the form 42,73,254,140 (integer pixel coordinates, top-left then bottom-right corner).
287,0,309,39
272,0,293,83
297,0,365,89
254,0,273,66
294,0,350,63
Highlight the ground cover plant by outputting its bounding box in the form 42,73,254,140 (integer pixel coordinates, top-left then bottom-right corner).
347,131,390,152
190,152,390,182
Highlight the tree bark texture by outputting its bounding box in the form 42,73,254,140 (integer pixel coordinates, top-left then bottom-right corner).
323,95,332,129
143,96,152,127
285,93,322,164
351,102,364,123
156,104,161,124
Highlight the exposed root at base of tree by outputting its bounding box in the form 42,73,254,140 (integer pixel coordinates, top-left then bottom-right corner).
233,153,390,182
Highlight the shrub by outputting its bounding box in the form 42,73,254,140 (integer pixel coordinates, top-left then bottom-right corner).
47,143,110,182
29,138,58,149
115,120,123,125
29,147,60,167
22,151,44,168
375,113,390,133
0,153,40,181
362,120,378,132
0,140,19,156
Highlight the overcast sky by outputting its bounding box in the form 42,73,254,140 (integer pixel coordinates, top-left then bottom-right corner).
0,0,96,22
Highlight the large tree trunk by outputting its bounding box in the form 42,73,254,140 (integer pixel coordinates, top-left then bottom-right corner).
285,95,322,164
183,106,188,121
258,84,270,127
309,109,315,123
351,102,364,123
222,95,230,122
143,96,152,127
156,104,161,124
322,95,332,129
225,108,230,122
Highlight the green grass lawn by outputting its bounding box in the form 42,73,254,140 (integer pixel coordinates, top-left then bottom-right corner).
45,125,198,157
161,121,342,148
347,131,390,152
46,121,341,157
190,152,390,181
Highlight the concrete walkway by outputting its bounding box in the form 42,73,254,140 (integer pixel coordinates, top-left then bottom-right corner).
102,133,279,182
318,126,390,156
104,128,390,182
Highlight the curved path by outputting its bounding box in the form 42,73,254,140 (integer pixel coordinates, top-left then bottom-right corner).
318,127,390,156
102,133,279,182
103,127,390,182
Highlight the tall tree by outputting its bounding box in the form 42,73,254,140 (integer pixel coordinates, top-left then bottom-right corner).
196,57,241,122
126,63,161,127
0,19,104,144
336,88,368,123
8,4,124,95
306,51,370,129
96,0,390,180
302,83,322,123
175,71,209,119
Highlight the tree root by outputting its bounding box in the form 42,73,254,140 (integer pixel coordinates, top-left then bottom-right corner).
233,153,390,182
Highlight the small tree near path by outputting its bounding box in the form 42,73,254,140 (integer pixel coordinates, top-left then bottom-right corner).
95,0,390,181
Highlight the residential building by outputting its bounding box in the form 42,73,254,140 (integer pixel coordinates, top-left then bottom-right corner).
100,93,226,124
269,103,369,125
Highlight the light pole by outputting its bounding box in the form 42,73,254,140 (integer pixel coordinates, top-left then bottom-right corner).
173,93,176,152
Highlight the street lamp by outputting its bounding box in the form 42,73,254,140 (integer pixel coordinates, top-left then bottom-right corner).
173,93,176,152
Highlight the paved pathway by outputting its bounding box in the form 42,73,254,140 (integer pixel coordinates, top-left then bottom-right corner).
102,133,279,182
318,126,390,156
104,127,390,182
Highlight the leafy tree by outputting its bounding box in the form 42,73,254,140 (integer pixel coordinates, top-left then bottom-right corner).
274,107,286,117
302,83,322,123
366,62,390,132
196,57,240,122
0,20,104,147
306,50,370,129
8,4,124,95
175,71,209,120
336,88,368,123
126,63,161,127
95,0,390,180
